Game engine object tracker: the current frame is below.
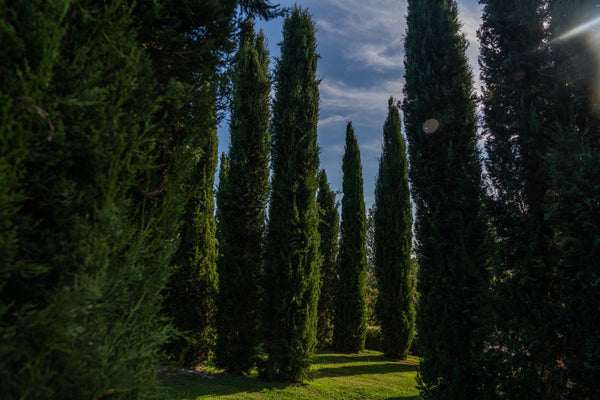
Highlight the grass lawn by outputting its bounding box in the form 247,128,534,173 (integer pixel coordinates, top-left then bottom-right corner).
157,350,421,400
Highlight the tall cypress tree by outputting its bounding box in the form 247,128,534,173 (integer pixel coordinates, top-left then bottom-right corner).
478,1,565,397
215,20,271,375
0,0,282,396
261,6,321,382
164,86,219,367
316,170,340,349
333,122,368,353
374,98,415,359
402,0,490,397
547,2,600,398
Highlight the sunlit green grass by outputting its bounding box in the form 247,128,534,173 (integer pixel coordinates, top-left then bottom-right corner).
158,350,421,400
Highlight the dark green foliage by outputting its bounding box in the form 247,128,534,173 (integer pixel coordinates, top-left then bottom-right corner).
316,170,340,349
143,0,224,365
160,60,219,367
133,0,281,115
547,121,600,400
164,100,219,366
148,0,280,368
547,2,600,398
0,1,176,398
215,20,271,375
260,7,321,382
374,98,415,359
364,326,383,351
478,0,566,397
402,0,490,397
333,122,368,353
0,0,281,396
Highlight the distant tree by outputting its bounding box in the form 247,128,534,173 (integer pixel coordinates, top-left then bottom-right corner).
365,204,379,327
402,0,491,398
478,0,565,397
215,20,271,375
333,122,368,353
316,170,339,349
260,6,321,382
547,1,600,398
374,98,415,359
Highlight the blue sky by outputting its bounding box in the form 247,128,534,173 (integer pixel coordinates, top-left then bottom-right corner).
218,0,483,210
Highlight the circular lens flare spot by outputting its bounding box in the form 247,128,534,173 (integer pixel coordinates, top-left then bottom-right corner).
423,118,439,133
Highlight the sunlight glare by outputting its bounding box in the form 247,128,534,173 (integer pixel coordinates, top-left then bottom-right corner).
557,15,600,41
556,13,600,114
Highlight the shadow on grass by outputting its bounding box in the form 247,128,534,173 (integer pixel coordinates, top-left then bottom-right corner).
159,372,294,399
159,351,420,399
313,351,419,378
316,361,417,378
313,353,390,365
160,372,421,399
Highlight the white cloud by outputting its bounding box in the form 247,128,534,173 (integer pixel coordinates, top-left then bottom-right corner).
320,78,403,114
322,142,345,156
313,0,481,78
318,114,348,127
315,0,408,71
352,43,405,71
360,138,383,154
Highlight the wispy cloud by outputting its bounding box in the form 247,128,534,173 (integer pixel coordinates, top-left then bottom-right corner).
315,0,407,71
352,43,405,71
323,143,345,156
360,138,383,154
320,78,403,114
318,114,348,127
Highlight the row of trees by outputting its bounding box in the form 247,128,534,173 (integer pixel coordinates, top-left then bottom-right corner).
1,3,418,395
215,8,417,381
404,0,599,399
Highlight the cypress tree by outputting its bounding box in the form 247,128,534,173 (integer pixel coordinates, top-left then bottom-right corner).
215,20,271,375
134,0,280,367
261,6,321,382
316,170,340,349
402,0,490,397
164,86,219,367
478,1,565,397
547,2,600,398
0,1,175,397
333,122,368,353
0,0,282,396
374,98,415,359
150,1,224,365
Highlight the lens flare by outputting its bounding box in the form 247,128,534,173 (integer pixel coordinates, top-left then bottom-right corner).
422,119,439,134
557,15,600,41
555,13,600,114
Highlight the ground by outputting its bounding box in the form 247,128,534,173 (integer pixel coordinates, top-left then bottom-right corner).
158,350,421,400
